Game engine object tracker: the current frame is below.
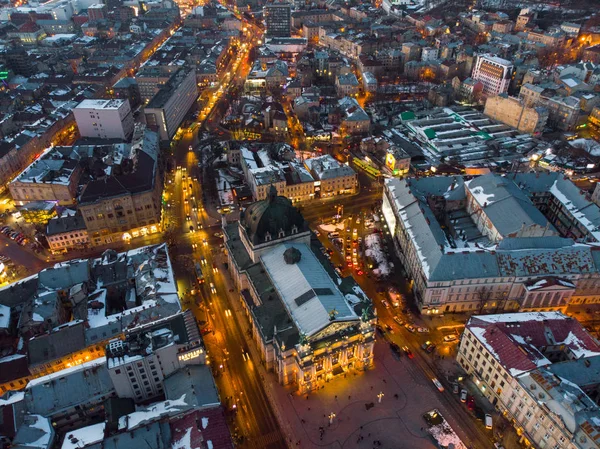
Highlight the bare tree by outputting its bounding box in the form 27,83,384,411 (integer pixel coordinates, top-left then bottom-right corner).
475,286,492,315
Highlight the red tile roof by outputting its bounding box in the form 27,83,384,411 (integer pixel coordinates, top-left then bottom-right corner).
467,312,600,376
18,21,40,33
170,407,233,449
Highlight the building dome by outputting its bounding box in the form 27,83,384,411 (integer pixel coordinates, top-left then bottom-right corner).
241,186,307,245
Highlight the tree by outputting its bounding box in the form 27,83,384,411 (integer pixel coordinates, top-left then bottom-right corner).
475,286,492,315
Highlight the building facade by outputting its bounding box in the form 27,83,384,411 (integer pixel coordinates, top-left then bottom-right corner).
457,312,600,449
304,155,358,198
472,54,514,96
382,174,600,313
223,187,375,392
483,95,548,135
73,99,134,141
264,3,291,38
144,69,198,141
78,127,163,245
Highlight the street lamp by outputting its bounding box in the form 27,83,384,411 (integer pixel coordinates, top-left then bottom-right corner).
377,392,384,403
328,412,336,425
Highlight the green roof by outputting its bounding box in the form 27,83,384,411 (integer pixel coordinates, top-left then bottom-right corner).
424,128,437,140
475,131,493,140
401,111,415,121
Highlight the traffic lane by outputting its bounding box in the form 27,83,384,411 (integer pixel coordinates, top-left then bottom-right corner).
0,237,47,273
205,256,283,441
386,323,493,448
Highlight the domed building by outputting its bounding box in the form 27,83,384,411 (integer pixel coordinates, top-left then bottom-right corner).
223,187,375,392
238,185,311,263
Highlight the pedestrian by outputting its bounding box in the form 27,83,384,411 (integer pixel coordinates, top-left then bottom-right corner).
335,395,337,400
370,386,373,390
348,395,351,400
306,395,309,400
382,379,387,383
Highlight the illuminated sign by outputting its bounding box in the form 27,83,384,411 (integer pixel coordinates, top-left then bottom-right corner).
0,71,8,80
178,348,203,362
385,153,396,171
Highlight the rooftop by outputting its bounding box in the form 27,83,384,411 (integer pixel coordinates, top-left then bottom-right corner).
466,312,600,377
75,99,127,110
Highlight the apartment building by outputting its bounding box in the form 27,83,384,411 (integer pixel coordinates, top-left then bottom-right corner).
483,95,548,135
106,312,203,403
144,69,198,141
382,173,600,313
78,127,162,245
73,99,134,141
305,154,358,198
264,3,291,37
46,213,90,253
458,312,600,449
9,146,82,206
472,54,514,96
135,65,181,103
336,72,360,96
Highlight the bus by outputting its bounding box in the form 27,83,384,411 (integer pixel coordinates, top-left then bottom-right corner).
195,262,205,284
353,158,381,178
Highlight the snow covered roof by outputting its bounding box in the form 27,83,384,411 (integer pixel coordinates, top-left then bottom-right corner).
13,415,54,449
61,423,105,449
260,243,358,337
466,312,600,377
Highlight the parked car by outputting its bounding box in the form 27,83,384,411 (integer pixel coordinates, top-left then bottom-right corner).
393,316,404,325
417,327,430,333
405,323,416,333
443,335,458,342
390,342,402,357
382,300,390,308
452,384,459,394
460,389,468,402
402,346,413,358
485,414,493,430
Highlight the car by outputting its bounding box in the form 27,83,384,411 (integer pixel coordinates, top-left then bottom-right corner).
453,383,459,394
335,267,342,276
212,263,218,273
460,389,468,402
189,145,193,152
405,323,416,333
390,342,402,357
200,256,207,265
352,228,358,235
346,244,352,252
356,218,361,224
210,282,216,294
401,346,413,358
382,300,390,308
393,316,404,325
186,215,191,221
352,248,357,255
421,341,433,351
443,335,458,343
346,228,351,233
356,269,364,275
384,324,394,334
346,236,351,243
432,378,444,392
202,239,208,246
485,414,493,430
467,397,475,411
347,261,353,267
426,343,436,353
189,226,194,232
417,327,430,333
314,230,320,237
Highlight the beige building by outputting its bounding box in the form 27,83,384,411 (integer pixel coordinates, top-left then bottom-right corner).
78,127,163,245
304,155,358,199
46,213,90,253
518,83,545,107
458,312,600,449
9,147,82,206
484,95,548,135
223,187,376,392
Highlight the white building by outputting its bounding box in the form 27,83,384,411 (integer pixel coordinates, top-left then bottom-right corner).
421,47,439,62
472,54,514,96
73,99,134,141
106,312,204,403
144,69,198,141
458,312,600,449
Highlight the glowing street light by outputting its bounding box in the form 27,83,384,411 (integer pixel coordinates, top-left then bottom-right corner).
328,412,336,424
377,392,384,403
